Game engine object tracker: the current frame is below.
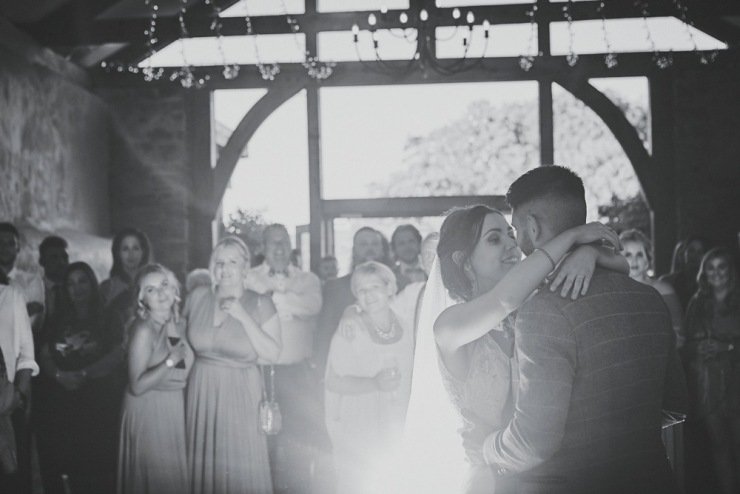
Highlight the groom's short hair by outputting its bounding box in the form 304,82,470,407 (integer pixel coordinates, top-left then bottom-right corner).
506,165,587,232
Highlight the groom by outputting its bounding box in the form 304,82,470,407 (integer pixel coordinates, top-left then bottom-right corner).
472,166,687,493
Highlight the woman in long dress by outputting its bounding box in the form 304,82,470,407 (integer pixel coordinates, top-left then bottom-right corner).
35,262,125,494
324,261,415,494
682,248,740,494
405,205,625,493
185,236,282,494
117,263,192,494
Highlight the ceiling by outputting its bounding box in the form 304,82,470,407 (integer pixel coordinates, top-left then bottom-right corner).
2,0,739,70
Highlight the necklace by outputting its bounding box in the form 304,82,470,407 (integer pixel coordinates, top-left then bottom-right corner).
364,312,401,343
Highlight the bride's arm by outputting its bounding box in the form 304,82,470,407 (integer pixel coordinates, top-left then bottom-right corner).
434,222,618,354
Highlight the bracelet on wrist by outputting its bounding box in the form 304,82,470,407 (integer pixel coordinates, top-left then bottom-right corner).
534,247,556,271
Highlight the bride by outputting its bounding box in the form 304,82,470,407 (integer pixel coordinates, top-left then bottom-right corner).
401,205,625,493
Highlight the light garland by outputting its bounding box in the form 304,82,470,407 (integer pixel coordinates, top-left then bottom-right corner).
100,0,719,86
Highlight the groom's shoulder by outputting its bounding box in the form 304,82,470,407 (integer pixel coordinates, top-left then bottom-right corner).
522,268,657,314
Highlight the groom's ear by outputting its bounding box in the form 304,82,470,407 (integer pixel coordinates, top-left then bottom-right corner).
526,214,542,243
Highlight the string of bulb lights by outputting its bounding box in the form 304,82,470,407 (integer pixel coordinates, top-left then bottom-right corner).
101,0,720,88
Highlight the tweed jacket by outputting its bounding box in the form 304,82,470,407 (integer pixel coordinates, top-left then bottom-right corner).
483,268,688,494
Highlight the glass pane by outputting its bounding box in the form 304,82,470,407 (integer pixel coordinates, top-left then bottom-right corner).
589,77,651,154
318,0,409,13
318,29,418,62
220,0,305,17
220,90,309,243
140,34,306,67
332,217,444,276
435,24,537,58
213,89,269,167
550,17,727,55
320,81,539,199
552,82,643,221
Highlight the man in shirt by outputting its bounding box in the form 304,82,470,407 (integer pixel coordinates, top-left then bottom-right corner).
0,270,39,493
390,224,427,291
246,224,323,494
38,235,69,331
0,223,45,334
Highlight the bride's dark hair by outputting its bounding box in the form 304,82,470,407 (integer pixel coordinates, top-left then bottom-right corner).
437,204,501,302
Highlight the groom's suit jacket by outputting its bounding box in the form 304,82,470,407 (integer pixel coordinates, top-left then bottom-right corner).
483,267,688,494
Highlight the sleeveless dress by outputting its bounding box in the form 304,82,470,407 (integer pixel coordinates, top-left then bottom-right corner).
324,308,415,494
438,322,516,493
117,318,193,494
185,287,274,494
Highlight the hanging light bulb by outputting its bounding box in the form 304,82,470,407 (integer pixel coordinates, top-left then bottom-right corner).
351,23,360,42
466,11,475,24
483,19,490,38
380,5,388,14
452,8,461,20
399,12,408,24
420,9,429,22
368,13,377,27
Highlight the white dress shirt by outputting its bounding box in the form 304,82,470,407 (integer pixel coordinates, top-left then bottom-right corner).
0,285,39,382
246,263,322,364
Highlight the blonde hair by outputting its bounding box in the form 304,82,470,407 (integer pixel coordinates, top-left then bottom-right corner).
133,263,181,321
350,261,398,298
209,236,251,290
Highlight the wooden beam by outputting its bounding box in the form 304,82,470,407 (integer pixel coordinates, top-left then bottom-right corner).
21,0,740,47
538,79,554,165
185,90,216,269
554,76,658,208
322,196,509,219
91,49,740,90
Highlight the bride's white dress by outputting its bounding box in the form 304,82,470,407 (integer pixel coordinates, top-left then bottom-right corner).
398,257,516,494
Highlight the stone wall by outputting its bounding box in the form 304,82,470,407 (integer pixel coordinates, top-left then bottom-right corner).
99,87,194,279
0,20,113,278
672,60,740,251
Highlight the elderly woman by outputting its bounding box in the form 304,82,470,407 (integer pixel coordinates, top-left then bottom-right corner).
683,248,740,494
117,264,192,494
185,236,281,494
324,261,415,494
620,229,684,346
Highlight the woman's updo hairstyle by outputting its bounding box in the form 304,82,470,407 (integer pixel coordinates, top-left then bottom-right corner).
438,204,500,302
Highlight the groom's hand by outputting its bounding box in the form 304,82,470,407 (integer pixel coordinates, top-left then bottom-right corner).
460,409,492,465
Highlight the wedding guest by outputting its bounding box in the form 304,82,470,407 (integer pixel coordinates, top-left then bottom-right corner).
100,228,152,306
0,223,44,333
660,235,709,311
246,224,323,493
185,236,281,494
324,261,414,494
0,223,45,491
316,256,338,284
682,248,740,494
38,236,69,342
391,225,426,291
0,270,38,493
184,268,211,297
35,262,125,494
620,229,684,346
117,264,192,494
316,227,389,375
